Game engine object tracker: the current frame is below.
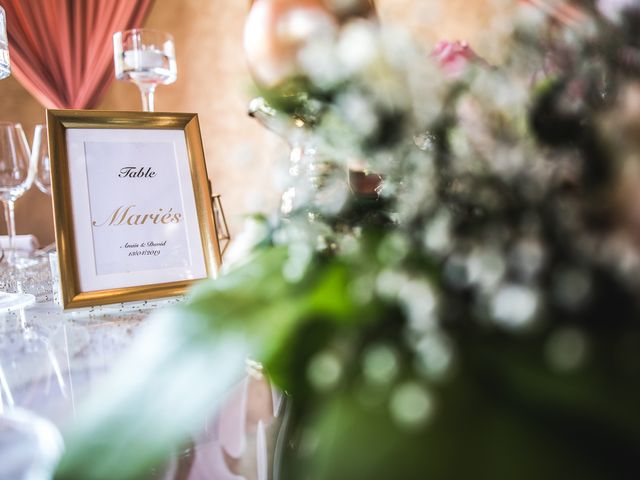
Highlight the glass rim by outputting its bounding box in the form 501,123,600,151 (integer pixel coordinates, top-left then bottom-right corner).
0,121,23,127
113,28,175,42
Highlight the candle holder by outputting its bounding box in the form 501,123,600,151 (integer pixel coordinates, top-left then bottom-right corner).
113,29,177,112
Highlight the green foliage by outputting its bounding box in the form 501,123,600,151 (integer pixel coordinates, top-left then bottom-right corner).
54,245,380,479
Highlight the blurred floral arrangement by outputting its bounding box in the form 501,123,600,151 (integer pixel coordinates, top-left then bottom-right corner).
55,1,640,479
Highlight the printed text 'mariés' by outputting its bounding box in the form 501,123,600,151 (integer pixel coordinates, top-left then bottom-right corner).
93,205,182,227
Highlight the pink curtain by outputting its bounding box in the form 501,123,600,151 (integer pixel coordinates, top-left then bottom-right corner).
3,0,155,109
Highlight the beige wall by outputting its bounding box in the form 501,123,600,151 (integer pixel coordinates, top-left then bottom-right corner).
0,0,507,246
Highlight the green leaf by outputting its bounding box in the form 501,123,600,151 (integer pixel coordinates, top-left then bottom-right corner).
54,247,359,479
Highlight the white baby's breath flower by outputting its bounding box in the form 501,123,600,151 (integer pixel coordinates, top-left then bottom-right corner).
423,209,453,256
490,284,540,330
336,91,379,138
337,20,379,74
298,37,344,88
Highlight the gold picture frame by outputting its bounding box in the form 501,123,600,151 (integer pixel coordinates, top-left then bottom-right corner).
47,110,222,309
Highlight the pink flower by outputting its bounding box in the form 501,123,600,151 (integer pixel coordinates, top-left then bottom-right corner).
431,40,480,78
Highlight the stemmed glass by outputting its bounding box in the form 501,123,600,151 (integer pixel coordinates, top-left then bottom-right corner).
0,6,36,313
32,125,51,197
0,133,38,311
113,29,177,112
0,123,37,268
31,125,55,254
0,326,65,479
0,6,10,80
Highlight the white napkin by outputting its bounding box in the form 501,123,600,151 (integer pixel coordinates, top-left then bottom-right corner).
0,235,40,252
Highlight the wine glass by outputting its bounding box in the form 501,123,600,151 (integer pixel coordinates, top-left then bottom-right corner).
0,6,10,81
31,125,55,254
0,6,36,312
32,125,51,197
113,29,177,112
0,359,65,480
0,123,37,268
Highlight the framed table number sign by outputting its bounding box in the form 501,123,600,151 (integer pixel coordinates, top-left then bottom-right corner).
47,110,222,309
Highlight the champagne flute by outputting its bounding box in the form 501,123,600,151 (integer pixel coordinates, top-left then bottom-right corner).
31,125,55,254
32,125,51,197
0,122,37,268
113,29,177,112
0,7,10,80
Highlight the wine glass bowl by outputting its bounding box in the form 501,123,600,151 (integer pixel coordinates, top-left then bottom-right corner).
0,123,34,203
32,125,51,196
113,29,177,112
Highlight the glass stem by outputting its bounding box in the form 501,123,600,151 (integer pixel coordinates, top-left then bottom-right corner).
2,200,16,264
139,85,156,112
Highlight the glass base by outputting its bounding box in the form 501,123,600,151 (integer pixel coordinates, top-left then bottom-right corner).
0,292,35,313
0,407,64,480
3,250,41,270
9,256,40,270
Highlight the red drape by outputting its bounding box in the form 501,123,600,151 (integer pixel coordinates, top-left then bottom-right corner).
3,0,155,109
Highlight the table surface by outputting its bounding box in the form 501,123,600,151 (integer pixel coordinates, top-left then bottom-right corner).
0,257,184,428
0,257,279,480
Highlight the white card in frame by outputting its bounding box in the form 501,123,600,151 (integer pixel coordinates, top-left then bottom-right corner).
47,110,222,309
